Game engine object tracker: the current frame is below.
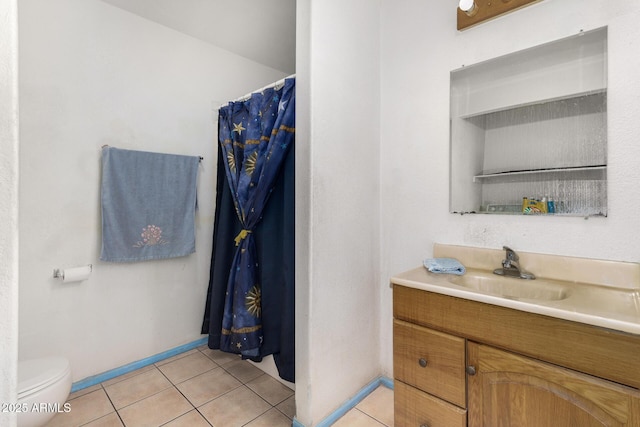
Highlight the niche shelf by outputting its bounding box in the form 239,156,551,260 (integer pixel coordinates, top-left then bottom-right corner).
473,165,607,182
449,27,608,217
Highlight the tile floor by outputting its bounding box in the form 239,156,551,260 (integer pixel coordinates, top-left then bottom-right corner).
331,386,394,427
44,345,394,427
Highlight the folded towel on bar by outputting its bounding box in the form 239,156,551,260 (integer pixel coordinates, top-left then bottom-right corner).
100,146,200,262
423,258,466,275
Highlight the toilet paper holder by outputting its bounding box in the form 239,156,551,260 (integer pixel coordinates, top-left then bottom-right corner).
53,264,93,279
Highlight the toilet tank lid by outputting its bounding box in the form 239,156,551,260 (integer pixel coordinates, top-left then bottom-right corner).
19,357,71,395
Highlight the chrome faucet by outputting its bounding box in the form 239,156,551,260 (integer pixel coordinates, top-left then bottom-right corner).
493,246,535,280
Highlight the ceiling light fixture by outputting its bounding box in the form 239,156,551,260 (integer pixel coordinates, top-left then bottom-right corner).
457,0,542,31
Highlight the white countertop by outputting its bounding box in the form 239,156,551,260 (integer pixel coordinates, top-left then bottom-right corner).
392,266,640,336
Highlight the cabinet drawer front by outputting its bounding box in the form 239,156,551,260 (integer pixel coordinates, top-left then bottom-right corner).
394,319,466,407
395,381,467,427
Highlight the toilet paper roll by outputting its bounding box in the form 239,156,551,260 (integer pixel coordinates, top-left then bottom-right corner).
61,265,92,283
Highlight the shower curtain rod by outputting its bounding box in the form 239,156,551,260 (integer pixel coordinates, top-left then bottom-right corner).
218,73,295,109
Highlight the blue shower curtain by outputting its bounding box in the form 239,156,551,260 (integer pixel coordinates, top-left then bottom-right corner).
202,78,295,381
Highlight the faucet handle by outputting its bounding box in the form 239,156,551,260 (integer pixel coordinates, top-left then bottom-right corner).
503,246,519,262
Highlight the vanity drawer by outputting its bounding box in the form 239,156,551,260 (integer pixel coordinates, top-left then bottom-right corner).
393,319,466,407
395,381,467,427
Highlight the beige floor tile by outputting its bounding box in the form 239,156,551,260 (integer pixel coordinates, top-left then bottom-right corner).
104,368,172,409
83,412,124,427
276,395,296,420
45,389,115,427
245,408,293,427
332,409,386,427
101,364,155,387
223,359,264,383
198,385,271,427
155,349,199,366
157,351,217,384
67,384,101,400
176,366,242,407
356,386,394,426
199,346,241,365
162,409,211,427
246,373,294,406
118,387,193,427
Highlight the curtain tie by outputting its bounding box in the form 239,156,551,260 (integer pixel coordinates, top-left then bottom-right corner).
234,229,252,246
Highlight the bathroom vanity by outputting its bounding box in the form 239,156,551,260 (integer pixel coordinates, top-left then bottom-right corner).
392,244,640,427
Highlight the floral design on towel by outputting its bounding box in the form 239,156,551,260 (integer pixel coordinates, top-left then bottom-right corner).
133,225,168,247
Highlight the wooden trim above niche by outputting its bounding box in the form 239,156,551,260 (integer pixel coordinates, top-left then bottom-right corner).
457,0,542,31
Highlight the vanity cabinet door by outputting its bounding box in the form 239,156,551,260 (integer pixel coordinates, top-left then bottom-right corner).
467,342,640,427
394,319,466,407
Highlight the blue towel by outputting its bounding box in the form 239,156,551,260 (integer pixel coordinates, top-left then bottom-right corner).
423,258,466,275
100,147,200,262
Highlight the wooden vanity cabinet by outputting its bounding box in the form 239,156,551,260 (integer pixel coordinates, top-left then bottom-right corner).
393,284,640,427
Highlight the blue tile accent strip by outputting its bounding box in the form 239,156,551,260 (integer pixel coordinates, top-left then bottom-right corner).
70,336,209,393
292,376,394,427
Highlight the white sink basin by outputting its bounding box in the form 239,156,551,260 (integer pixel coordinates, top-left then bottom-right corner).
447,271,571,301
391,245,640,335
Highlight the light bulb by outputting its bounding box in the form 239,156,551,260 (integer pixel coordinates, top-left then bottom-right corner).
459,0,478,16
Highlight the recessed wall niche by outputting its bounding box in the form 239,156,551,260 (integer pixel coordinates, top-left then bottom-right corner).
450,27,607,217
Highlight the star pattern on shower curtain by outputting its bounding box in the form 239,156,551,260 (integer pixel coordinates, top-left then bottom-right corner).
217,78,295,357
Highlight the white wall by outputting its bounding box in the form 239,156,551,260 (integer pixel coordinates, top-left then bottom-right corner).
0,0,19,425
295,0,312,423
18,0,287,382
379,0,640,377
295,0,381,425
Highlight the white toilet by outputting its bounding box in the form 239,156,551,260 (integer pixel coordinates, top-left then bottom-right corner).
17,357,72,427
